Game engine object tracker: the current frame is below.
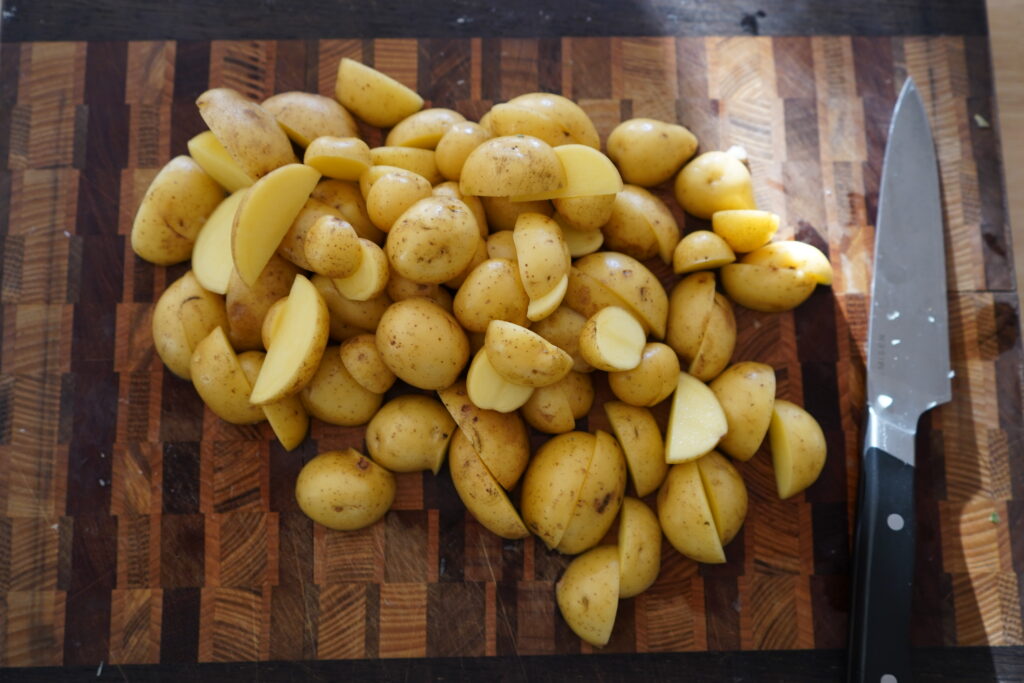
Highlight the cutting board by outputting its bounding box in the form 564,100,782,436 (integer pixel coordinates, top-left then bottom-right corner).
0,35,1021,668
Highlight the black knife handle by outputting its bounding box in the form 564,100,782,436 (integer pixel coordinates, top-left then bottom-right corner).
848,446,916,683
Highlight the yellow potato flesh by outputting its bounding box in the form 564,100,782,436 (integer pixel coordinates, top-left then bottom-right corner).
484,320,573,388
448,429,530,539
527,273,569,322
465,348,534,413
189,327,264,425
557,215,605,257
555,545,620,647
770,399,827,499
709,361,776,461
712,209,780,254
580,306,646,372
187,130,255,192
192,189,247,295
332,240,387,301
232,163,321,287
665,371,728,463
385,108,466,149
511,144,623,201
657,461,726,564
303,136,372,181
237,351,309,451
250,275,329,405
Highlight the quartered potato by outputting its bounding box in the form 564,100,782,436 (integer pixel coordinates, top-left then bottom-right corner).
770,399,828,499
665,371,728,464
556,545,620,647
262,91,360,147
465,347,534,413
187,130,255,192
710,361,776,461
672,230,736,274
604,402,666,497
192,190,247,295
573,252,668,338
300,347,383,426
520,371,593,434
602,185,679,263
237,351,309,450
616,497,662,598
152,271,229,380
607,342,679,407
226,254,300,352
189,326,264,425
483,320,573,388
579,306,646,372
334,58,423,128
448,429,531,539
197,87,297,179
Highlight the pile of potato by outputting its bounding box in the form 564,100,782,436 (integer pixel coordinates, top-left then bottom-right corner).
135,57,830,647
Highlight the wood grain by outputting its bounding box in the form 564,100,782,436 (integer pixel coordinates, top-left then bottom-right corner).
0,34,1021,670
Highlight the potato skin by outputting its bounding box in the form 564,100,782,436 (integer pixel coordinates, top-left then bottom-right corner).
338,334,396,394
483,320,573,388
299,348,382,426
386,197,482,285
262,91,360,147
617,497,662,598
375,298,470,390
520,431,597,550
555,545,620,648
295,449,396,531
608,342,680,407
709,361,776,461
607,118,698,187
453,259,530,333
197,88,297,179
448,429,531,539
189,327,264,425
226,254,301,352
365,395,455,474
152,271,229,380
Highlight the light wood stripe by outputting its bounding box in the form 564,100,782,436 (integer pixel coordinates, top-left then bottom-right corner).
317,583,366,659
377,582,427,658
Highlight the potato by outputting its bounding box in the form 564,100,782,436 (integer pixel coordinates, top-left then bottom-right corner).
513,213,571,318
672,230,736,275
741,240,834,285
334,58,423,128
192,190,248,295
520,371,593,434
232,163,321,287
444,237,489,290
303,215,362,279
484,320,573,388
366,395,454,474
720,263,817,313
278,198,345,270
332,238,389,302
250,275,330,404
375,297,469,390
608,342,679,407
311,179,384,244
556,214,606,258
366,169,433,232
187,130,255,192
709,362,776,461
431,181,489,238
338,334,396,394
196,88,297,179
557,430,627,555
369,146,442,185
437,381,530,490
386,197,482,285
152,271,229,379
553,194,615,232
511,144,623,201
530,305,591,372
712,209,779,253
261,297,287,350
486,229,519,261
465,348,534,413
666,271,716,363
453,259,529,333
448,429,531,539
602,185,679,263
573,252,669,339
508,92,600,148
486,102,574,147
696,450,748,545
435,121,493,180
262,91,360,147
563,267,635,322
237,351,309,451
386,108,465,149
604,402,666,498
770,399,827,499
674,150,756,220
295,449,395,531
616,497,662,598
665,371,728,464
657,461,725,564
481,195,553,232
386,272,454,313
606,118,698,187
226,254,301,351
131,156,225,264
579,306,646,372
303,136,372,181
189,327,264,425
555,545,620,647
313,275,391,334
688,293,736,382
299,348,382,426
520,431,596,549
460,136,566,197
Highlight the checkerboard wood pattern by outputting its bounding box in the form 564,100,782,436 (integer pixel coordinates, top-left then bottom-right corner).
0,35,1020,666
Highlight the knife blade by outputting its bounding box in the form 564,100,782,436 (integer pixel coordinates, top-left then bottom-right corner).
848,78,952,683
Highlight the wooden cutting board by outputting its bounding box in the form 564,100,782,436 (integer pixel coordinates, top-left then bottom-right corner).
0,35,1021,668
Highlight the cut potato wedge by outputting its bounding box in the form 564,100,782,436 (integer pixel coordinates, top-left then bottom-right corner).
448,429,531,539
557,214,605,257
511,144,623,201
484,320,573,388
232,163,321,287
770,399,827,499
556,546,620,648
557,430,626,555
720,262,818,313
520,431,597,550
666,271,717,362
196,88,297,179
527,273,569,322
665,371,728,464
303,136,373,181
465,348,534,413
237,351,309,450
573,252,668,339
709,361,776,461
604,401,666,498
249,275,329,405
657,461,726,563
332,239,389,302
617,497,662,599
579,306,646,372
696,450,748,545
261,91,360,148
672,230,736,275
334,58,424,128
712,209,780,254
741,240,834,285
190,326,264,425
187,130,255,192
192,189,247,295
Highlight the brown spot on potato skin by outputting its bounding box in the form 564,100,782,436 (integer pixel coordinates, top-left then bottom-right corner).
356,457,370,470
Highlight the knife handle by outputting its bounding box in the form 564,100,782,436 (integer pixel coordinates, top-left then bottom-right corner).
848,446,915,683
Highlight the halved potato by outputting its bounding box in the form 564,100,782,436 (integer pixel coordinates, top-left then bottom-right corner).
334,58,424,128
529,305,592,372
601,185,679,263
696,450,748,545
557,430,627,555
666,271,716,362
520,371,593,434
366,395,454,474
369,146,441,185
448,429,531,539
665,371,727,464
557,214,606,257
604,401,667,498
303,136,372,181
709,361,776,461
303,215,363,279
435,121,493,180
657,461,725,564
465,348,534,413
508,92,600,148
153,271,229,380
486,102,573,147
556,546,620,647
189,327,264,425
607,342,680,407
712,209,779,254
520,431,596,549
579,306,646,372
187,130,255,192
617,497,662,598
294,449,395,531
553,193,615,232
249,275,329,404
386,108,465,149
688,293,736,382
770,399,827,499
573,252,668,339
720,263,817,312
262,91,360,147
299,348,382,426
606,118,698,187
672,230,736,275
192,189,247,295
741,240,834,285
453,258,530,333
484,320,573,388
196,88,297,179
511,144,623,202
513,212,571,300
460,136,565,197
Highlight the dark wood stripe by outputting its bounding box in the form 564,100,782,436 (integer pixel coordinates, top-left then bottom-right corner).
424,467,465,582
416,38,471,107
364,582,380,658
1,1,989,42
171,40,210,157
810,575,848,649
703,576,740,650
495,581,518,656
480,38,502,102
570,38,611,99
162,441,201,514
810,502,848,575
160,587,201,662
273,40,309,94
384,510,429,583
853,38,895,227
969,95,1013,292
160,514,204,588
0,43,19,172
426,582,485,657
63,514,117,665
773,37,815,99
66,443,113,515
536,37,561,93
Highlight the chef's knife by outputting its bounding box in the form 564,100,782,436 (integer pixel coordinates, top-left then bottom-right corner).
848,78,952,683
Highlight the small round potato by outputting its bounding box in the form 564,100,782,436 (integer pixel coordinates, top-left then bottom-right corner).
602,186,680,263
770,399,828,499
579,306,646,373
386,272,454,312
481,195,553,232
720,263,818,313
375,297,470,390
486,230,519,261
552,194,615,232
369,147,442,185
338,334,396,394
555,545,620,648
520,431,598,550
453,259,530,333
608,342,680,407
303,215,363,278
386,197,482,285
459,135,566,197
520,371,594,434
432,181,488,237
295,449,396,531
311,179,384,244
483,320,573,388
365,395,455,474
152,271,229,380
674,150,757,220
607,117,698,187
299,348,382,426
277,197,342,271
529,305,592,372
435,121,493,180
507,92,601,148
386,108,466,149
672,230,736,274
366,169,433,232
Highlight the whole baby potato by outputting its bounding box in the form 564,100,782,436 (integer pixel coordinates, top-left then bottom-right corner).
278,198,344,270
432,181,489,237
520,371,594,434
152,271,229,379
375,297,470,390
295,449,396,531
386,108,466,149
386,272,454,312
435,121,493,180
300,348,383,426
338,334,397,394
302,215,362,279
606,118,698,187
507,92,601,148
365,395,455,474
460,135,566,197
453,259,530,333
311,179,384,244
674,150,756,219
366,169,433,232
720,263,817,313
608,342,680,407
386,197,482,284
